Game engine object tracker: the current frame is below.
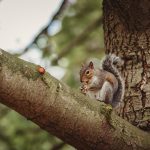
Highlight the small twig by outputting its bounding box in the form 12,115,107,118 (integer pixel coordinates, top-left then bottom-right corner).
20,0,69,55
52,16,103,65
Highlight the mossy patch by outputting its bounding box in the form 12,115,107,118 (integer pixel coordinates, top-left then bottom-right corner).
0,49,41,80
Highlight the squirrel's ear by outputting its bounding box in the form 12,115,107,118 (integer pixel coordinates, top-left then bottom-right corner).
89,61,94,69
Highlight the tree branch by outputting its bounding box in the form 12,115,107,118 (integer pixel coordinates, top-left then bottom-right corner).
21,0,69,54
0,49,150,150
52,16,103,65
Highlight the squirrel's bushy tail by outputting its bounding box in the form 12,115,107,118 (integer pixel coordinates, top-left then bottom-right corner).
102,54,125,107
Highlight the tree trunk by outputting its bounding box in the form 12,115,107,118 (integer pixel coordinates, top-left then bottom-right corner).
0,49,150,149
103,0,150,130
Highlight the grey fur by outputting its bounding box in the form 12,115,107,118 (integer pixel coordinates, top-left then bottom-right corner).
102,54,125,107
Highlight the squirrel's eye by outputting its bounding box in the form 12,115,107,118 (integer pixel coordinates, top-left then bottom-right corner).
86,70,90,75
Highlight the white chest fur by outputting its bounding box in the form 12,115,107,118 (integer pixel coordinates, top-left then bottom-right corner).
89,76,98,86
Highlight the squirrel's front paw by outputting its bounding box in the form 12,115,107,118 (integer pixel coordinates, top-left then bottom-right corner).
80,86,88,95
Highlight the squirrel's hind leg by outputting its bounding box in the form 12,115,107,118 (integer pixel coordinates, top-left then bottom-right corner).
100,81,113,105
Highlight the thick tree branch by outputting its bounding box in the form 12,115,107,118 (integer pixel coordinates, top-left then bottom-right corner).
0,49,150,150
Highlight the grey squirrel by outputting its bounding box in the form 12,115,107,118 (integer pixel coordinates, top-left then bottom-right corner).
80,54,125,107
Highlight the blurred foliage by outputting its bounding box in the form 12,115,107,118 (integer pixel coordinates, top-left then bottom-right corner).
0,105,74,150
0,0,104,149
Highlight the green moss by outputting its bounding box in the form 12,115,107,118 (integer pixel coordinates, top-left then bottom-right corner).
41,73,54,88
0,49,41,80
98,103,116,129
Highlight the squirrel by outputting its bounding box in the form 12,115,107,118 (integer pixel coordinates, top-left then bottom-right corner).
80,54,125,108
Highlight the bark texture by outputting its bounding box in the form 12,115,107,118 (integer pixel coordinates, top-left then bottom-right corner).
103,0,150,130
0,49,150,149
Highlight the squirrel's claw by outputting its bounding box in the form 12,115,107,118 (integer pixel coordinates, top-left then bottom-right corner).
80,86,88,95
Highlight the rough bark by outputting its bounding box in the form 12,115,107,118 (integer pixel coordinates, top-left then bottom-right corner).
103,0,150,130
0,49,150,149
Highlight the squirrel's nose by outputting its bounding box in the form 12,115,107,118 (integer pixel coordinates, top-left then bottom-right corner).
81,80,88,84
